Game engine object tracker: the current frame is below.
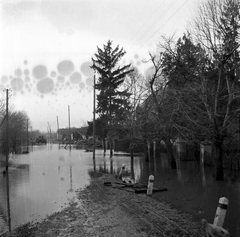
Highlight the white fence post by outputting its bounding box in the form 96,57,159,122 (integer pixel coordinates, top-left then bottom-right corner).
147,175,154,196
118,164,125,179
213,197,229,227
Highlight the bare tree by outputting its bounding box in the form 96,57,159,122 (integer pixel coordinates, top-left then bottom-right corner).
189,0,240,179
122,68,149,157
147,51,181,168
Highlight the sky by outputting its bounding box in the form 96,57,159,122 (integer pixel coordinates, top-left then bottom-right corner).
0,0,200,132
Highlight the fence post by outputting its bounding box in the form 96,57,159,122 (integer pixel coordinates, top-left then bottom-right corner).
153,141,156,158
147,141,151,159
118,164,125,179
213,197,229,227
147,175,154,196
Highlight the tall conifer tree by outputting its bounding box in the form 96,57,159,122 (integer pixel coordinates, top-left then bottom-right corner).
91,40,133,155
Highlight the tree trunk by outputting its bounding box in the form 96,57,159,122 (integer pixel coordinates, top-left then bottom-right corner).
131,156,134,180
144,141,149,162
103,138,106,155
130,129,134,159
109,136,113,157
102,127,107,155
130,146,134,159
214,139,224,180
165,139,176,169
110,159,113,174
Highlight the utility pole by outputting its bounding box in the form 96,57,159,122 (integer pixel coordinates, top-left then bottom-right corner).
5,89,9,171
68,105,71,151
47,122,51,144
31,126,33,148
238,115,240,158
93,72,96,160
26,119,29,153
57,116,60,148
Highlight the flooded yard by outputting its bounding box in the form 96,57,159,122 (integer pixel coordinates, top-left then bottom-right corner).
0,144,240,236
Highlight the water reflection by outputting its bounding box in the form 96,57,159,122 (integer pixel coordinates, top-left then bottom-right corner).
0,145,93,234
110,157,113,174
6,172,11,233
130,158,134,181
0,171,11,234
69,166,73,192
93,158,96,173
200,161,206,187
0,146,239,236
136,152,240,236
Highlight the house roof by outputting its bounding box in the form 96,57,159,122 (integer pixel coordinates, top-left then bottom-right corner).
58,126,88,136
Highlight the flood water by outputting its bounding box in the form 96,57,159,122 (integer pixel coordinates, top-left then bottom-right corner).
0,144,240,236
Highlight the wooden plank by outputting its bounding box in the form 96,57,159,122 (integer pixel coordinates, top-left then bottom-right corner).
114,181,134,187
134,188,168,194
103,181,112,186
118,187,135,193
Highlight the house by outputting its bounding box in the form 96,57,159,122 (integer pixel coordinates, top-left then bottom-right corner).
58,126,88,143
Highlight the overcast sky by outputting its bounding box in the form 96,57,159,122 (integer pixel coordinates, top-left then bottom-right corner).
0,0,200,132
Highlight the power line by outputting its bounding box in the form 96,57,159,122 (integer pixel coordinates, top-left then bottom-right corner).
131,0,178,46
0,115,6,127
129,0,167,42
133,0,190,54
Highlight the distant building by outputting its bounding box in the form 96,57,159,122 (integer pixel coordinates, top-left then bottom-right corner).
58,126,88,143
